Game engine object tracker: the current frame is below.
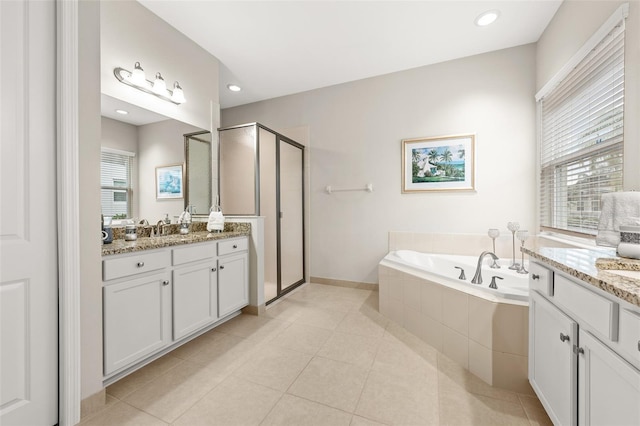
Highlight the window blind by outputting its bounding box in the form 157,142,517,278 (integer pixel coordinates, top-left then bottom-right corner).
539,20,625,236
101,149,135,218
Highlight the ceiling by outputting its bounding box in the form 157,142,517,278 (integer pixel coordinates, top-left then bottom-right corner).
137,0,562,110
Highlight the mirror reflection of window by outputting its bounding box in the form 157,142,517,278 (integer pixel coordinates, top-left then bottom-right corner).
101,148,135,219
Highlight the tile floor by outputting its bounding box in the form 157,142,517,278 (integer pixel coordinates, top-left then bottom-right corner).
81,283,552,426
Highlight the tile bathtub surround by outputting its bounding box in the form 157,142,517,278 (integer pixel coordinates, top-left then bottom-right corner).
80,283,551,426
379,265,532,395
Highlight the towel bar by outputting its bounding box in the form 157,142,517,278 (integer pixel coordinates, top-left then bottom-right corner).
325,184,373,194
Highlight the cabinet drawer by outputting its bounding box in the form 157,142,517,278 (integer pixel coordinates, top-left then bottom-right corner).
218,237,248,256
172,242,215,266
529,262,553,296
619,308,640,368
103,250,170,281
554,275,619,340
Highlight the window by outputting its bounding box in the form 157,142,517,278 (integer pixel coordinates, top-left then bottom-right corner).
537,9,626,236
101,148,135,218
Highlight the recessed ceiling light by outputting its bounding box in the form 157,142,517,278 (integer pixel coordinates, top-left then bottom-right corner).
115,109,129,115
475,10,500,27
227,84,242,92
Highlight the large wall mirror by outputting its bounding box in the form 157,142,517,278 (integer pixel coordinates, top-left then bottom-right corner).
100,94,215,222
184,131,212,216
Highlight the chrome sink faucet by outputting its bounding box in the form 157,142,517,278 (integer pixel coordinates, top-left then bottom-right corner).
471,251,499,284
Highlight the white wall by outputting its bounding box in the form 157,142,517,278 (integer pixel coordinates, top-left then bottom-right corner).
100,0,219,132
101,117,139,218
222,44,537,284
138,119,201,222
536,0,640,191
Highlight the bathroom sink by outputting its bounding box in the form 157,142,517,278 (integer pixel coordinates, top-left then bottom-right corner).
604,269,640,280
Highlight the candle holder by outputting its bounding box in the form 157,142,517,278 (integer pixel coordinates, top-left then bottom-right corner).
488,228,500,268
516,230,529,274
507,222,520,270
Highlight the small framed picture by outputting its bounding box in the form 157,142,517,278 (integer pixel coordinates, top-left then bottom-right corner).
402,134,475,193
156,164,184,199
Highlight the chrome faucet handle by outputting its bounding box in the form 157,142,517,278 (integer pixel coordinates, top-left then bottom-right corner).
489,276,503,289
454,266,466,280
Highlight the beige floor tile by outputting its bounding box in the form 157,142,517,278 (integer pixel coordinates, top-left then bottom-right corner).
437,353,520,404
294,306,348,330
122,360,227,423
383,321,439,364
173,377,282,426
317,331,381,368
355,369,439,425
261,394,352,426
79,401,167,426
106,354,184,400
269,322,333,355
349,415,389,426
187,333,258,374
519,394,553,426
265,299,306,322
170,330,227,360
288,356,369,412
214,313,291,343
439,388,530,426
233,344,312,391
372,337,438,378
336,310,389,338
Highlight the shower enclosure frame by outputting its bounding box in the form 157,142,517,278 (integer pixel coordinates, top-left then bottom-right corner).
218,122,306,305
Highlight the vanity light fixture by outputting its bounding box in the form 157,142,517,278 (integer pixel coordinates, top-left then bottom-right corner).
114,62,186,105
227,84,242,92
475,10,500,27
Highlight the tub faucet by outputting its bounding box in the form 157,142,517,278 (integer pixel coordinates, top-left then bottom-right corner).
471,251,500,285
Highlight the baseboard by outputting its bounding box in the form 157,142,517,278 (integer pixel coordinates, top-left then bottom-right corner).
80,389,106,419
310,276,378,291
242,304,266,316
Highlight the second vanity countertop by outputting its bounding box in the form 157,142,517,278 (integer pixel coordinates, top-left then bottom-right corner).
102,222,251,256
522,245,640,308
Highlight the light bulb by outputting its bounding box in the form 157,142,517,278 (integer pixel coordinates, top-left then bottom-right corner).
152,72,167,95
130,62,146,86
171,82,186,104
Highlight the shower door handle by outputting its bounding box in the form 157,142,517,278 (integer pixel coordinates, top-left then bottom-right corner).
279,212,283,219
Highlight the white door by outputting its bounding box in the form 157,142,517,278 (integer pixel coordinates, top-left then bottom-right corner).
529,291,578,426
578,329,640,426
0,1,58,425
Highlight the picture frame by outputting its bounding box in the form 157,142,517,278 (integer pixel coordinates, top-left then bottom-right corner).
402,134,475,193
156,164,184,199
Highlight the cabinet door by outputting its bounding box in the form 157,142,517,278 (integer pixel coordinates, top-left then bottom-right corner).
578,329,640,426
529,291,578,426
218,252,249,317
173,261,218,340
103,272,172,375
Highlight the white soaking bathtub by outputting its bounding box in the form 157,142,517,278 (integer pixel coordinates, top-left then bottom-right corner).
378,250,532,394
381,250,529,304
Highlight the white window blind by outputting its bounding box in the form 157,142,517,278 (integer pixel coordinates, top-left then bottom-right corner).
539,18,625,236
101,148,135,218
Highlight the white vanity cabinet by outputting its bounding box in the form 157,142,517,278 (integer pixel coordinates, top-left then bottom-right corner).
529,261,640,426
102,236,249,379
103,270,172,375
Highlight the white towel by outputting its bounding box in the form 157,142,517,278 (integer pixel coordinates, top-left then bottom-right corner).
207,211,225,232
596,192,640,247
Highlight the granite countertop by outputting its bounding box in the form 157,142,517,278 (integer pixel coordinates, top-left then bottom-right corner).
522,246,640,308
102,222,251,256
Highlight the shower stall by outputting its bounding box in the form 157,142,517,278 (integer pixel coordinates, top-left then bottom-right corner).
218,123,305,304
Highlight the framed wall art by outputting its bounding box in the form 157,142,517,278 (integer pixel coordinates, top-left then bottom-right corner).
156,164,184,199
402,134,475,193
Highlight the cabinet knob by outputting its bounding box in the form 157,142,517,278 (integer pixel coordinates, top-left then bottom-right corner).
220,265,225,270
560,333,570,343
574,346,584,355
233,244,238,249
137,261,145,267
532,274,540,280
211,267,217,272
162,280,169,286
